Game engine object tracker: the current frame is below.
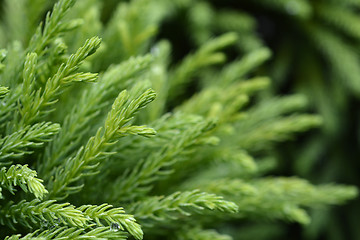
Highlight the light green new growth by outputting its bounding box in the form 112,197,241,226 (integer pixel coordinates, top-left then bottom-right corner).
19,37,101,126
1,199,87,229
0,165,47,199
78,204,143,240
28,0,77,55
39,55,153,179
1,199,141,239
5,226,127,240
49,89,156,199
0,86,9,98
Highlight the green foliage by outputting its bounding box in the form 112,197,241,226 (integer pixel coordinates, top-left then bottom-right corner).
0,86,9,98
129,190,238,228
0,0,357,239
4,226,127,240
176,226,233,240
0,165,47,199
0,123,60,165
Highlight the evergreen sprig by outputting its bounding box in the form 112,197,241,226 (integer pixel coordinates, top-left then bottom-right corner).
0,164,47,199
0,86,9,98
78,204,143,240
49,89,156,199
129,190,238,227
0,199,87,229
0,122,60,165
5,226,127,240
109,119,216,202
19,36,101,125
38,55,153,180
28,0,77,55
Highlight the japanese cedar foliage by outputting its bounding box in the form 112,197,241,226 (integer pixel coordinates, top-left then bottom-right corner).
0,0,357,239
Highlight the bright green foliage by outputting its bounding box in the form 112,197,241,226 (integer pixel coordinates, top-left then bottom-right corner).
0,0,357,239
47,89,156,199
19,37,101,126
0,86,9,98
4,226,127,240
0,165,47,199
1,199,87,229
78,204,143,240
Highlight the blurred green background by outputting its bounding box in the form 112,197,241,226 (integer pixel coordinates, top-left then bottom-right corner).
102,0,360,239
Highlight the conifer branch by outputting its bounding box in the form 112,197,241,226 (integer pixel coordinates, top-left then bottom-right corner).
20,53,38,119
2,200,142,239
98,0,159,68
236,114,323,150
39,55,153,179
0,86,9,98
129,190,238,227
0,164,47,199
98,55,153,98
36,38,68,84
178,150,258,191
1,0,79,88
78,204,143,240
5,226,127,240
0,199,87,229
108,119,216,202
0,49,6,71
0,122,60,165
20,37,101,125
0,90,19,131
198,178,358,224
49,89,156,199
179,77,270,119
28,0,77,55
